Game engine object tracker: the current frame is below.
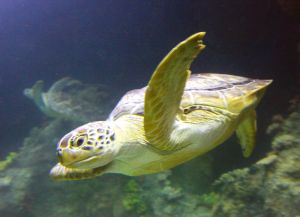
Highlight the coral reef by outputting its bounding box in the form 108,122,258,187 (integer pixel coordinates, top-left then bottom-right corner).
212,106,300,217
115,169,214,217
0,119,73,216
0,118,127,217
121,179,147,216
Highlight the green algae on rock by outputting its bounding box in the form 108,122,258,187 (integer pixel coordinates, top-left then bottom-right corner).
121,179,147,215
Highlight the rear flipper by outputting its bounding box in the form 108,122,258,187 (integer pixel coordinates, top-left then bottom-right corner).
236,109,257,157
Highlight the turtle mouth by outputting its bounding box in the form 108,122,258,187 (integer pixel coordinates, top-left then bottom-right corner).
65,155,106,169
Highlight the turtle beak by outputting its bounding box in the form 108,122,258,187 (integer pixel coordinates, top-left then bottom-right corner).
56,133,72,164
56,148,63,164
56,147,94,168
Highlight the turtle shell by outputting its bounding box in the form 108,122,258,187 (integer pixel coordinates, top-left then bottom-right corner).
108,73,271,120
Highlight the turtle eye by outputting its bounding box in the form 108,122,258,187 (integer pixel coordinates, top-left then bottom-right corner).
75,137,85,147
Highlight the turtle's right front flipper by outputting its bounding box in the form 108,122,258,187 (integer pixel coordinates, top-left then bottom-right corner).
144,32,206,153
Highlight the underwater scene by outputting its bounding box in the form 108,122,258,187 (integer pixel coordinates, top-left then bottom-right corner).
0,1,299,217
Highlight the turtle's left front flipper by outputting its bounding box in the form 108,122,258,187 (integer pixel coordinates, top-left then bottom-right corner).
144,32,206,152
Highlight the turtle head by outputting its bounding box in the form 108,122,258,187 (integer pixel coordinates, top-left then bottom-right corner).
56,121,118,169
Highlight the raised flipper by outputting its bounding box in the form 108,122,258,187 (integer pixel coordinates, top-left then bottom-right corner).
49,163,107,181
236,109,257,157
144,32,206,152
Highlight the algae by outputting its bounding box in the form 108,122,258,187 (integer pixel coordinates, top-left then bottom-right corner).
122,179,147,215
198,192,219,207
0,152,17,171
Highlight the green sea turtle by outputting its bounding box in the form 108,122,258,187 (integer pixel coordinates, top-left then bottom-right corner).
50,32,272,180
24,77,112,122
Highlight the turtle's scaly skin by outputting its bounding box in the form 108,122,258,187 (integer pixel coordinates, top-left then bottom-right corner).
50,32,272,181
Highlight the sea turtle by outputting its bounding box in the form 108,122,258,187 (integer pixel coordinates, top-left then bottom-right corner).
50,32,272,181
24,77,113,122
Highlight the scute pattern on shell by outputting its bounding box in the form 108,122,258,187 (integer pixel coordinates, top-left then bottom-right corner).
108,73,270,121
109,87,146,120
